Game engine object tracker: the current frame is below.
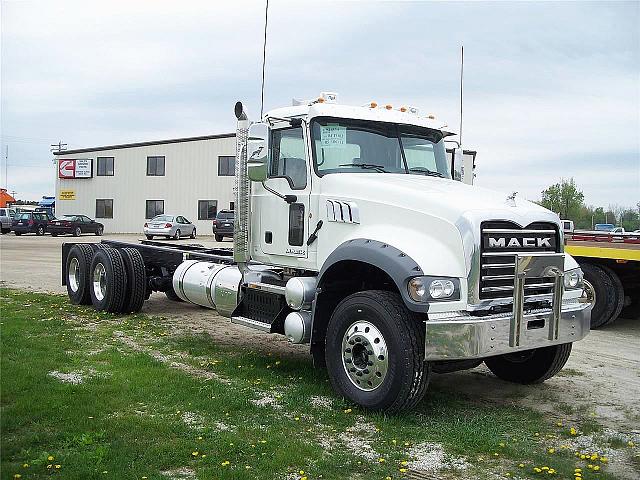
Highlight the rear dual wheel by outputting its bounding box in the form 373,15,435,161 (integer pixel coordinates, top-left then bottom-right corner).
66,244,146,313
66,244,95,305
90,248,128,312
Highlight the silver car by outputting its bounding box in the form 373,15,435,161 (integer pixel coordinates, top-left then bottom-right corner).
0,207,16,234
143,214,196,240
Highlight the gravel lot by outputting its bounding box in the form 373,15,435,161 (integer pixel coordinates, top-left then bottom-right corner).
1,232,639,434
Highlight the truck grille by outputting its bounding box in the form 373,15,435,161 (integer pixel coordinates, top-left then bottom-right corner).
480,221,560,300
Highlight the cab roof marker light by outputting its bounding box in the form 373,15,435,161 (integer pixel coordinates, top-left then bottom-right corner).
385,104,393,110
369,101,378,108
399,106,407,112
427,113,436,119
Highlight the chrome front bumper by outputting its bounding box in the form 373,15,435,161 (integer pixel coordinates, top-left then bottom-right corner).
425,253,592,361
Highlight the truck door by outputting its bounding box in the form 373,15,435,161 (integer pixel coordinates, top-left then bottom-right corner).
258,126,311,261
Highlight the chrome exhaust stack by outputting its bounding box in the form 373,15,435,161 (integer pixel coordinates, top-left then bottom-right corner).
233,102,250,272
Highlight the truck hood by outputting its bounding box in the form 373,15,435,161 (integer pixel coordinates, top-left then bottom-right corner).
318,173,560,227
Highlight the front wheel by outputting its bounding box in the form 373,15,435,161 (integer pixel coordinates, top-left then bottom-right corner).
484,343,572,384
215,234,223,242
37,226,45,236
174,229,181,240
146,235,154,240
95,226,103,236
74,226,82,237
190,228,196,239
325,290,430,412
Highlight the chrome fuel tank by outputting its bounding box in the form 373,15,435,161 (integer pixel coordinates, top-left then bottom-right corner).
172,260,242,317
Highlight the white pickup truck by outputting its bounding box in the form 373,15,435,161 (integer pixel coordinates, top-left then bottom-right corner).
62,93,592,412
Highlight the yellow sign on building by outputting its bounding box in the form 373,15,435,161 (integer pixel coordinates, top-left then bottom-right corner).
59,190,76,200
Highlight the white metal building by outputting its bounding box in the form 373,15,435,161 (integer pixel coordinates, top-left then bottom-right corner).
53,134,236,234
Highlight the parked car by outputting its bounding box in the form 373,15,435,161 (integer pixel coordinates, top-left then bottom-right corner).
143,215,196,240
11,211,54,236
0,207,16,234
48,215,104,236
212,210,234,242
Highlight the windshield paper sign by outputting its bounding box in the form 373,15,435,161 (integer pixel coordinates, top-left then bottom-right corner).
320,125,346,148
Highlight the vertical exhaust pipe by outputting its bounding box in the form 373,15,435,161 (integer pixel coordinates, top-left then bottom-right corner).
233,102,250,272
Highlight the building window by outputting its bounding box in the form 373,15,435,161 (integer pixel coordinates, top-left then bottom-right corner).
218,156,235,176
198,200,218,220
96,199,113,218
229,201,235,210
146,200,164,219
97,157,114,176
147,156,165,176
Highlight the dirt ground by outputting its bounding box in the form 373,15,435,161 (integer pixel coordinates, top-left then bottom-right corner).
2,232,639,434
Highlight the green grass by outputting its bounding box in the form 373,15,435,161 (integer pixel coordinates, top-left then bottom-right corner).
1,288,631,480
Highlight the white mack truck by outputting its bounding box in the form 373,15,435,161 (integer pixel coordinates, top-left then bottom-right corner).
62,92,592,412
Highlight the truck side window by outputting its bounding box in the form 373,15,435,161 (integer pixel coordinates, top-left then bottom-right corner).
270,127,307,190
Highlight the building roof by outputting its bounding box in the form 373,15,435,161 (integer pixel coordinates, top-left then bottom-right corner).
53,133,235,155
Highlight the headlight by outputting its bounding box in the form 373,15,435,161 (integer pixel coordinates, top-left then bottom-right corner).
408,276,460,302
564,268,584,290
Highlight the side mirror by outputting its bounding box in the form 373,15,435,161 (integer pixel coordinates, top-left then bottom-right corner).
452,147,476,185
247,122,270,182
452,147,463,182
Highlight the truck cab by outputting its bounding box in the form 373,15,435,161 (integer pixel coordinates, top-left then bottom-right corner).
231,93,591,409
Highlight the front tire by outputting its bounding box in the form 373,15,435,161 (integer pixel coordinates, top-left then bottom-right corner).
37,226,45,236
146,235,154,240
95,226,103,236
190,228,196,239
325,290,429,412
174,229,181,240
215,234,223,242
74,226,82,237
484,343,572,384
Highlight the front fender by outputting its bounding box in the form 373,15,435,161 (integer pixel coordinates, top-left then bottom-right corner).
318,238,428,313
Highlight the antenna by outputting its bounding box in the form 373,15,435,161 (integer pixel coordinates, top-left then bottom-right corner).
459,45,464,145
260,0,269,119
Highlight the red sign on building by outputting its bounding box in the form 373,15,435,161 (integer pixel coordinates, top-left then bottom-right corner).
58,159,93,179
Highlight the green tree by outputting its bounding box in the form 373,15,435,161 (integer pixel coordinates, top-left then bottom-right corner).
539,178,585,220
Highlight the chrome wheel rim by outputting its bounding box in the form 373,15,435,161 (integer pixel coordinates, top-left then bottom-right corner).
92,262,107,301
68,257,80,293
175,230,180,240
342,320,388,391
582,279,596,305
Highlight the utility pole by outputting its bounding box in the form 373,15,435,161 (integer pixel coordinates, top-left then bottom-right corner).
4,145,7,189
50,141,67,153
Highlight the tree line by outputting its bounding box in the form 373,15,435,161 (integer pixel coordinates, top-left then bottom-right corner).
537,178,639,231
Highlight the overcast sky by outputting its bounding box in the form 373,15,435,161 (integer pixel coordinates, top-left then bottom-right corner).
1,0,638,207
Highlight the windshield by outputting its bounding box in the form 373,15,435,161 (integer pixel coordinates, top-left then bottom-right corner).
311,117,450,178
